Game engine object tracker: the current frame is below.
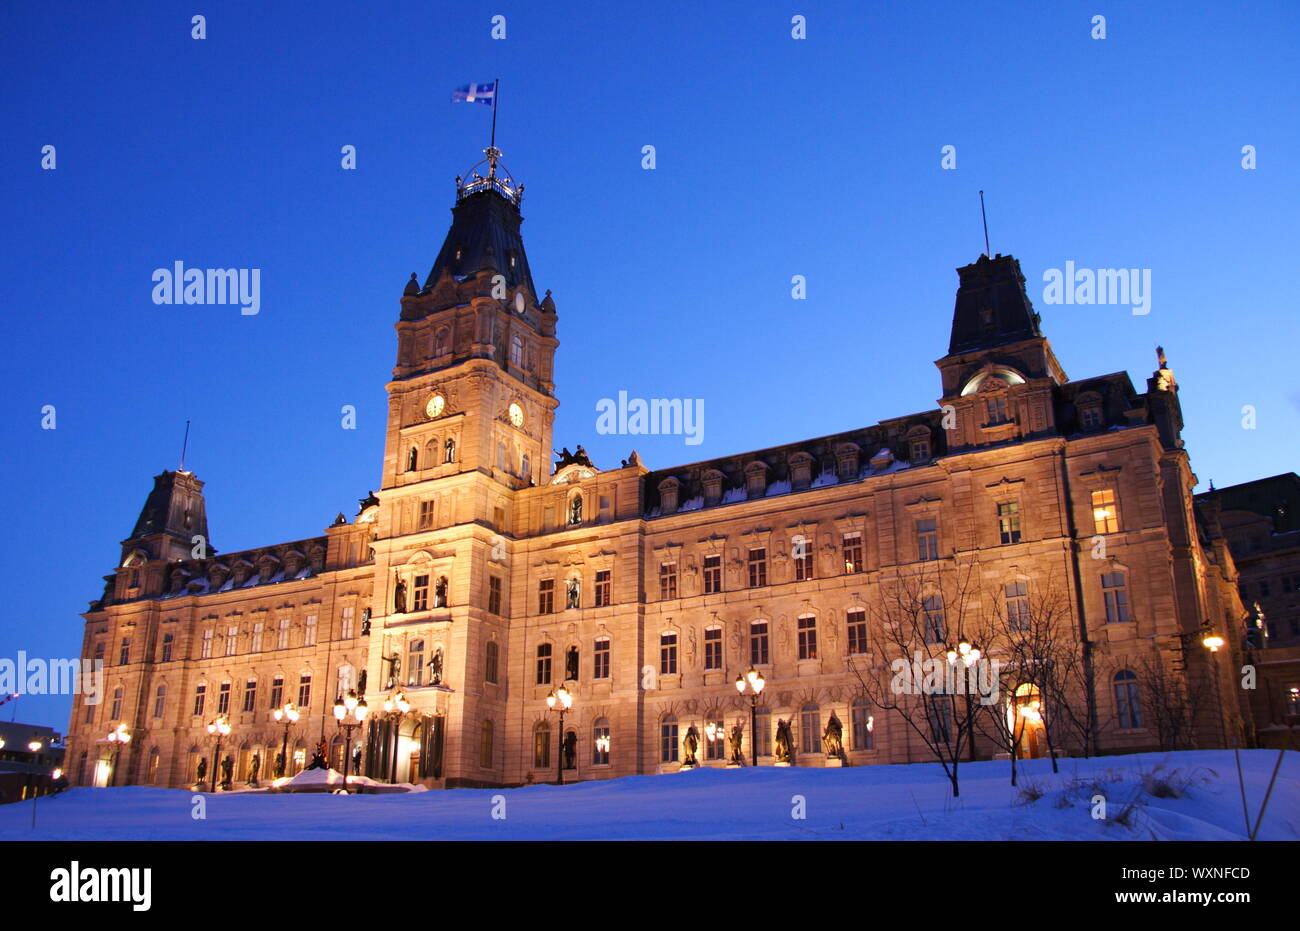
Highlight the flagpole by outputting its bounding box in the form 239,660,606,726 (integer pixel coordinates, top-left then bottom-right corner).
490,77,500,150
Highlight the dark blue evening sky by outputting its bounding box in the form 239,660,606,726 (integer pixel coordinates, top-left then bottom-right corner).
2,0,1297,729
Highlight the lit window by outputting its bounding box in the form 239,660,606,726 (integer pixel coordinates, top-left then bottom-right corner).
592,718,610,765
842,532,864,574
533,722,551,768
797,615,818,660
1092,489,1120,534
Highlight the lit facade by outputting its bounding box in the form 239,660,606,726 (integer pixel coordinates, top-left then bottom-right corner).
65,151,1252,789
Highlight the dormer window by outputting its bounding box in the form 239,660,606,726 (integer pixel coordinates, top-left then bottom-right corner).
985,397,1010,425
1080,406,1103,430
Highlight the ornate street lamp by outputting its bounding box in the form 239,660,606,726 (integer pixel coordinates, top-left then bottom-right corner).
945,638,982,667
272,702,299,778
382,691,411,783
332,690,369,792
1202,629,1228,747
735,668,766,767
104,724,130,787
545,684,574,785
206,715,232,791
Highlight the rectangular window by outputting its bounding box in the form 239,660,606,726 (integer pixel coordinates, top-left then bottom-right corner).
660,633,678,675
200,629,213,659
223,625,237,656
217,681,231,715
277,619,290,650
842,532,864,574
703,554,722,594
242,679,257,713
800,707,821,754
924,596,946,644
119,638,131,665
269,676,283,710
593,723,610,765
747,548,768,588
997,501,1022,545
852,702,874,750
928,701,953,743
251,622,264,652
1092,489,1120,534
916,519,939,562
153,687,166,720
193,684,206,717
594,569,612,607
1006,580,1031,630
412,575,429,612
485,641,499,684
408,640,425,687
750,621,769,666
297,675,312,709
755,709,772,757
985,397,1009,425
1102,572,1131,623
94,641,105,664
538,579,555,615
593,637,611,679
536,643,552,685
703,627,722,670
1080,406,1103,429
480,721,494,768
340,607,354,640
488,576,502,616
659,562,678,600
706,718,726,761
418,500,435,529
797,615,818,660
160,633,173,663
793,538,814,582
303,615,318,647
847,609,868,654
85,697,96,725
660,721,679,763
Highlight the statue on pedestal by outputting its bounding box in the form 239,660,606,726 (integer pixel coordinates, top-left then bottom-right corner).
774,719,793,763
273,750,285,778
563,730,577,770
305,740,329,771
249,753,261,787
428,648,444,686
682,725,700,766
220,755,234,790
822,713,845,760
393,577,407,614
729,724,745,765
196,757,208,787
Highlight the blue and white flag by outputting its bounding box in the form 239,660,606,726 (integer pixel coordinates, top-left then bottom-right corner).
451,82,497,106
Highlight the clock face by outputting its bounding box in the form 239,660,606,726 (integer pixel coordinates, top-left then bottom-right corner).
514,292,526,314
508,402,524,427
425,394,445,418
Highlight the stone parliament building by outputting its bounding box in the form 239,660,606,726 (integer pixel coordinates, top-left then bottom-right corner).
65,149,1256,790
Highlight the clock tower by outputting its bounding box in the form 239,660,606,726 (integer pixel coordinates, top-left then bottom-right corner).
368,147,559,784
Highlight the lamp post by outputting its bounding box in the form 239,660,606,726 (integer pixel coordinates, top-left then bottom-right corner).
382,691,410,783
735,668,766,766
27,738,43,827
332,690,369,792
1202,631,1228,748
272,702,299,778
206,715,232,791
105,724,130,786
545,684,574,785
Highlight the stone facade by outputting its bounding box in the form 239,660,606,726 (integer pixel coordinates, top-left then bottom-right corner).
65,153,1253,790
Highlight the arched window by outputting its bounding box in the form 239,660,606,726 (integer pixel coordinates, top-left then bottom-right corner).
153,684,167,719
533,721,551,768
660,714,679,763
408,639,426,687
799,703,821,754
592,717,610,765
146,747,161,784
406,447,419,472
1113,670,1142,729
851,698,874,750
444,438,456,463
479,720,494,768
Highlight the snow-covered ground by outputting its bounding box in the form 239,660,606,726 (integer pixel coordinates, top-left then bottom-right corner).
3,750,1296,841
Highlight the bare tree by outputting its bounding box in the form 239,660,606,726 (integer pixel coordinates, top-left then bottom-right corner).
1112,645,1212,751
849,562,998,798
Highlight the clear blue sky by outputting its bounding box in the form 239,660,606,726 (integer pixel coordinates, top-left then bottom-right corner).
2,1,1297,731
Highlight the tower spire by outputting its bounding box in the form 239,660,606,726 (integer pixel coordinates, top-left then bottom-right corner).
179,419,191,472
979,190,991,258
